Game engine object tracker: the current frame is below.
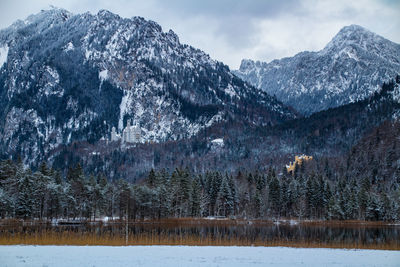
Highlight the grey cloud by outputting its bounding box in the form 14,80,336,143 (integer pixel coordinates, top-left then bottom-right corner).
155,0,303,48
158,0,301,18
0,0,398,69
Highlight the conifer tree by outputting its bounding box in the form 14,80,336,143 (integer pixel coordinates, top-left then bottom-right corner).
147,168,156,188
269,175,281,217
216,174,234,217
191,177,201,217
15,167,35,219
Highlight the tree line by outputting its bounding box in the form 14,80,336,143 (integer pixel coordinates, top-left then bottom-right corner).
0,158,398,221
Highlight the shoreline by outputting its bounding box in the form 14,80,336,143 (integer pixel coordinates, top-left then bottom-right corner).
1,218,399,227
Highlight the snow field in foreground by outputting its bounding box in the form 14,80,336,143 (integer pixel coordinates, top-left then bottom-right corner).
0,245,399,267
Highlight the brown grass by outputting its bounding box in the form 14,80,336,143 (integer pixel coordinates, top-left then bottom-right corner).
0,218,399,250
0,229,398,250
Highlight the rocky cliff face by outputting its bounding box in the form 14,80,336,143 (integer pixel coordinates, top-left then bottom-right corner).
0,8,295,163
235,25,400,115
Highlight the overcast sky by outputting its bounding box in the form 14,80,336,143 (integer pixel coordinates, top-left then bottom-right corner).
0,0,399,69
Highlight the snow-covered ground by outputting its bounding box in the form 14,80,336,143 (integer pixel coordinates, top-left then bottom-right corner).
1,246,399,266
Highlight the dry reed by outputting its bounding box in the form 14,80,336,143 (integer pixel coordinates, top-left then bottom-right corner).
0,218,399,250
0,229,398,250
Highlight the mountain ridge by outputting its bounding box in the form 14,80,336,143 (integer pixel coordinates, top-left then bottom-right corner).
0,8,295,164
234,24,400,115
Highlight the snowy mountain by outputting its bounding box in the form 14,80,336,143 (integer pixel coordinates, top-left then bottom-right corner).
234,25,400,115
49,76,400,180
0,8,295,163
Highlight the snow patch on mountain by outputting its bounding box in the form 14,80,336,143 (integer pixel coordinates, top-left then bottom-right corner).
118,90,133,130
99,69,108,81
225,84,237,98
0,45,9,67
211,138,224,146
39,66,62,96
63,42,74,52
392,83,400,103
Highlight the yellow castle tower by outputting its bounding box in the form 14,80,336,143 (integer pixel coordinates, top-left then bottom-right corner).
286,154,313,174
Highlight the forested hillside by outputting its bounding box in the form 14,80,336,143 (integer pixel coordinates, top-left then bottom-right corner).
42,76,400,181
1,120,399,222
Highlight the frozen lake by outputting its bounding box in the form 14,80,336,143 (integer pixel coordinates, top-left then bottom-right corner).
1,245,399,267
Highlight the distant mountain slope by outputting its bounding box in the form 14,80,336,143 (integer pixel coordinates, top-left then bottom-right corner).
0,8,295,163
271,76,400,154
49,76,400,180
234,25,400,115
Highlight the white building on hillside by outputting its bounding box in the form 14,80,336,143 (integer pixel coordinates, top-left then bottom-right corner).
122,119,141,143
110,119,141,143
111,127,120,142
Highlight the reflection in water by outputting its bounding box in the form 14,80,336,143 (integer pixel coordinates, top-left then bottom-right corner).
1,222,399,248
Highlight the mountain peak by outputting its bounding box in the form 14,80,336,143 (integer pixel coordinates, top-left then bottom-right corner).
323,24,384,52
30,7,72,23
235,25,400,115
96,9,120,20
238,59,256,72
0,7,73,44
340,24,367,33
